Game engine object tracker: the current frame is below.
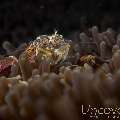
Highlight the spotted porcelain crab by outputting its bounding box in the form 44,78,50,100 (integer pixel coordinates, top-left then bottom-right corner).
78,54,107,70
25,31,70,65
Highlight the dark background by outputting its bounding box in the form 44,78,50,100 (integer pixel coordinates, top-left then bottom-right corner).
0,0,120,48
